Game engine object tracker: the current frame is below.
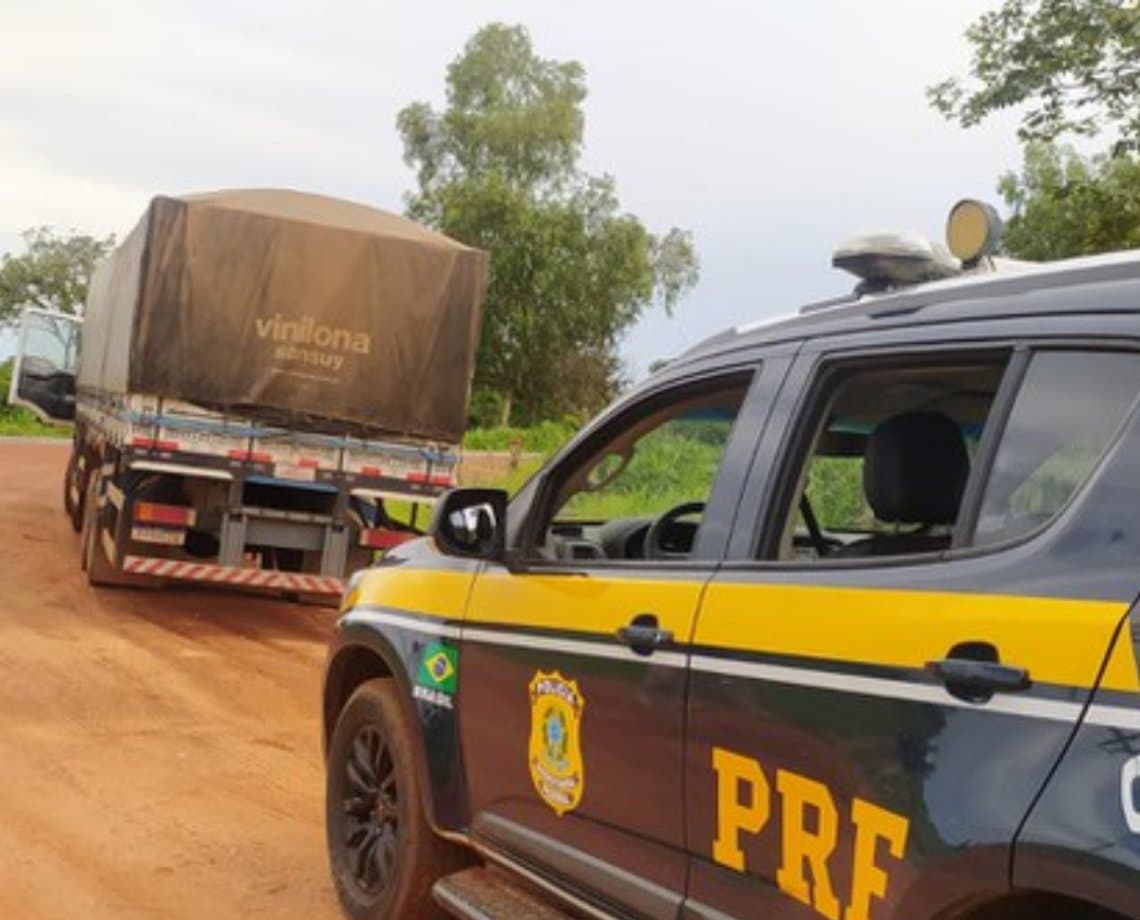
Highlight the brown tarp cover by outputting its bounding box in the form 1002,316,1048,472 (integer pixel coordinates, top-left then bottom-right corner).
78,189,487,443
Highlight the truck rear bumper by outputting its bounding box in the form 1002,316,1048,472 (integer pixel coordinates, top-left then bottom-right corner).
121,553,344,595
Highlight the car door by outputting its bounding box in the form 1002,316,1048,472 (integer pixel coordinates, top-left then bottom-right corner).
10,307,82,422
682,320,1140,920
458,356,788,918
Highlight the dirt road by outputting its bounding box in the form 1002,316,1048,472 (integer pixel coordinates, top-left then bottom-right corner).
0,441,342,919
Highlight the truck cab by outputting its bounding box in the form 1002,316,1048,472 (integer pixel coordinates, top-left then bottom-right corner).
8,306,81,423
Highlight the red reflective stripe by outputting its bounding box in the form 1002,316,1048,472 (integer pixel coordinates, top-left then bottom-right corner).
360,465,383,477
131,436,180,452
227,449,272,463
119,556,342,593
406,471,452,487
361,529,416,550
298,458,320,469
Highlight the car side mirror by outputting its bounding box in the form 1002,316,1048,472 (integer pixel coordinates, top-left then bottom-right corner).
430,488,507,561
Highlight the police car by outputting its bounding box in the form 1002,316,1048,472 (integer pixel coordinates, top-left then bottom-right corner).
322,201,1140,920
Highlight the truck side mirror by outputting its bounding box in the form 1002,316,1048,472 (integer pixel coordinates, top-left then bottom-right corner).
430,488,507,561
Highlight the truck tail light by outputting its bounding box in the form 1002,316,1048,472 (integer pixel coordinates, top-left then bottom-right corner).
133,502,197,527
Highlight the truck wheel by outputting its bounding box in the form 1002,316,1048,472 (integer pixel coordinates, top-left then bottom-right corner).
81,473,157,588
326,679,468,920
80,472,99,573
64,452,83,532
81,473,114,583
63,452,76,524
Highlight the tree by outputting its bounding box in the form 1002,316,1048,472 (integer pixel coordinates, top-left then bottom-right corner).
398,24,698,426
998,141,1140,258
0,227,115,325
929,0,1140,153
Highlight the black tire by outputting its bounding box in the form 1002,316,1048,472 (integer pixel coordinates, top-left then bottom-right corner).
326,679,469,920
64,451,84,532
81,472,112,583
80,471,99,574
63,451,76,523
81,472,156,588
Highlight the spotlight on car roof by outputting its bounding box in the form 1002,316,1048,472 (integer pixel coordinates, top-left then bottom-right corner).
946,199,1003,267
832,232,960,294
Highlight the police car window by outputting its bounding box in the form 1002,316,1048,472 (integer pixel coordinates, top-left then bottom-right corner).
538,382,748,563
777,361,1006,562
973,351,1140,547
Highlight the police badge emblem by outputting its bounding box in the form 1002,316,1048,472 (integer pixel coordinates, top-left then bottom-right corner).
528,670,585,816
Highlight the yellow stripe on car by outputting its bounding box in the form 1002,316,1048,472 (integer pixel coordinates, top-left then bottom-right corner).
699,582,1139,693
467,570,702,640
354,566,477,620
351,565,1140,694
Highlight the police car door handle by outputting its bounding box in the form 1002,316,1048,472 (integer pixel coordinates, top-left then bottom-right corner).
617,614,673,656
926,658,1031,694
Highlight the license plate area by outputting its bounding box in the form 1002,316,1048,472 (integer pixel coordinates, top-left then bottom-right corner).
130,526,186,546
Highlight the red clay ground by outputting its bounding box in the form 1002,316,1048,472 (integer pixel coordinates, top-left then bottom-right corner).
0,440,342,919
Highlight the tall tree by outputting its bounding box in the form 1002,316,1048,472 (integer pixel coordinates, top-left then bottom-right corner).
998,141,1140,258
929,0,1140,153
398,24,698,426
0,227,115,325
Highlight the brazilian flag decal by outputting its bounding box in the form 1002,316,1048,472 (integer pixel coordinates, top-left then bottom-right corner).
417,641,458,695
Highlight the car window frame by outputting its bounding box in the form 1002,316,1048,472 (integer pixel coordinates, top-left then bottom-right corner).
956,343,1140,555
514,359,775,570
729,329,1140,570
753,344,1018,566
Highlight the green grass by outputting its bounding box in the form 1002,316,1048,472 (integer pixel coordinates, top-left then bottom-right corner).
487,456,545,495
380,455,545,530
381,499,434,530
0,357,71,437
459,422,872,529
462,421,731,522
0,406,70,438
463,420,578,454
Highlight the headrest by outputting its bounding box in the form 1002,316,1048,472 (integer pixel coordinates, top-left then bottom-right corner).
863,411,969,525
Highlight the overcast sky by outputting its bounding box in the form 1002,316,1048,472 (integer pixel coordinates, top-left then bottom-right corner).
0,0,1023,376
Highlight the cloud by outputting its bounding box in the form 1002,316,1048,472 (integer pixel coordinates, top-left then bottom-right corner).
1,0,1025,375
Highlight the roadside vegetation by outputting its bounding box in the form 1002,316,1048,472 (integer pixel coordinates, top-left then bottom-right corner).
461,421,867,525
1,5,1136,525
398,24,698,428
0,358,69,437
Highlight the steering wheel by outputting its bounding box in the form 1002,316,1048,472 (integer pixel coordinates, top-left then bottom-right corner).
644,501,706,560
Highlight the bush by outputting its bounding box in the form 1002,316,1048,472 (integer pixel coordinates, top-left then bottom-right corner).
464,418,581,455
0,357,12,405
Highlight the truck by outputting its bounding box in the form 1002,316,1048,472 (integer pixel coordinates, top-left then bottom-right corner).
10,189,487,599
